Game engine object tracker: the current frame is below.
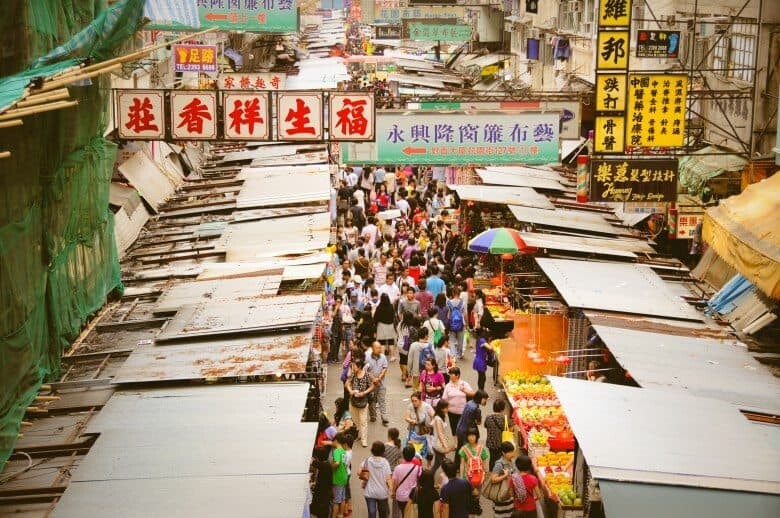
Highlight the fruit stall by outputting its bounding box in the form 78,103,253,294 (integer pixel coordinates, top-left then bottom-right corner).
504,370,585,517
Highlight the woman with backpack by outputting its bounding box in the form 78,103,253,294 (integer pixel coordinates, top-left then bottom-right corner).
397,313,416,385
457,427,489,516
509,455,542,518
446,287,467,360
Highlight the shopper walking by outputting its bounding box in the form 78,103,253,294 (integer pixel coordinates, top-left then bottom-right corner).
441,367,474,440
473,328,495,391
419,357,445,408
360,441,393,518
366,341,390,426
346,357,375,447
446,287,467,360
374,294,397,360
438,459,472,518
484,399,509,471
454,390,488,472
391,445,422,515
430,400,456,477
489,442,517,517
509,455,543,518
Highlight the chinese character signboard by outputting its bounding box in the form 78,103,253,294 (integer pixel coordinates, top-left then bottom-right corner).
409,0,457,4
595,74,627,112
599,0,632,27
375,25,402,39
590,159,678,202
342,112,559,165
677,213,703,238
170,91,217,140
636,30,681,58
146,2,298,33
625,74,688,148
597,31,630,69
277,92,324,141
374,6,465,24
218,73,286,90
172,44,217,73
407,22,472,41
117,90,165,140
594,116,625,153
329,92,375,142
223,92,270,140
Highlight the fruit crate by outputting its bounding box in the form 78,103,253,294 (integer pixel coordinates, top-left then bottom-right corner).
557,506,584,518
529,444,550,457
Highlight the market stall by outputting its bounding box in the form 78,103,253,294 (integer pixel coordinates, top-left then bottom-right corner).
548,376,780,518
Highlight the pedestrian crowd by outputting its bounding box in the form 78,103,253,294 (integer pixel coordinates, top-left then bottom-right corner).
310,166,542,518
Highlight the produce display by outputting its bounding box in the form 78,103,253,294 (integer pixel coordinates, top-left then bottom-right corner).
504,370,584,510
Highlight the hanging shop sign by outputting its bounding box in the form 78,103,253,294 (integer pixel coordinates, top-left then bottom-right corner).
595,74,627,112
676,212,704,239
341,111,559,165
328,92,376,142
410,101,581,140
217,73,286,90
223,92,271,140
145,2,298,33
590,158,678,202
375,25,402,39
374,5,465,24
596,31,630,70
599,0,632,27
170,91,218,140
406,22,472,41
636,30,681,58
114,89,375,142
625,74,688,148
276,92,324,141
172,44,218,73
116,90,166,140
594,116,625,154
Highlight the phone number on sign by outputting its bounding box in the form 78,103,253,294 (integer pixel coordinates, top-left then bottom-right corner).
175,64,217,72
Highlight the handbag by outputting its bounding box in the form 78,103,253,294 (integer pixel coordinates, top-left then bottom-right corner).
407,430,429,458
482,475,511,503
502,415,515,445
358,460,370,481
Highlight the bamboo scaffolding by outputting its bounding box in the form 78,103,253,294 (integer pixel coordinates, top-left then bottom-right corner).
35,63,122,94
15,89,70,108
0,151,10,159
0,100,78,122
38,26,219,91
0,120,22,129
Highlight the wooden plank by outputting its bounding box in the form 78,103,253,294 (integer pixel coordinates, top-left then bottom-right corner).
96,318,168,332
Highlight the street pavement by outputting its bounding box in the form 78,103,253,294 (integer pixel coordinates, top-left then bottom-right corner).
324,338,504,517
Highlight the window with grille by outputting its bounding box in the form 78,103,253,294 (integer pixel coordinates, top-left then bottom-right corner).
712,19,757,83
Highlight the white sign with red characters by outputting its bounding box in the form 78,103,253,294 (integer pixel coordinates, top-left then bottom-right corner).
277,92,323,141
218,73,286,90
117,90,165,140
223,93,270,140
328,92,375,142
170,91,217,140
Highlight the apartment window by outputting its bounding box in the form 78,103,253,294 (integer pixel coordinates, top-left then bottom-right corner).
712,20,757,83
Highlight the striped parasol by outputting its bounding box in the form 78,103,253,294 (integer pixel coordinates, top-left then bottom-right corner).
467,227,528,255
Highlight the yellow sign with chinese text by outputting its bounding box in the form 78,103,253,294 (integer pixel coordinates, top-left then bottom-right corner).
594,115,625,153
599,0,632,27
625,74,688,148
597,31,630,70
596,74,627,112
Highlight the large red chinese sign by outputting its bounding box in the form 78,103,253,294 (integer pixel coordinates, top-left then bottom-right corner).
277,92,324,141
170,91,217,140
328,92,375,142
116,90,165,140
223,93,270,140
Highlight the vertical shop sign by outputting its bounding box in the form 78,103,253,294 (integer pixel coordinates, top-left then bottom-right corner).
170,91,217,140
277,92,324,141
599,0,632,27
597,31,630,70
117,90,165,140
594,116,625,154
172,44,218,72
223,92,270,140
329,92,376,142
625,74,688,148
595,74,627,112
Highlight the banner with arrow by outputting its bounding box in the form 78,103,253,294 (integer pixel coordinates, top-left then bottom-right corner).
342,111,560,165
145,1,298,33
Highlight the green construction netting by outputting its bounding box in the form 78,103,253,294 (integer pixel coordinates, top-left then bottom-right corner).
0,0,144,468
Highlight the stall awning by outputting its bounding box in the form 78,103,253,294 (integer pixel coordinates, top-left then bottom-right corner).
592,325,780,414
549,377,780,500
535,258,704,321
476,168,567,192
678,146,746,195
509,205,620,235
703,173,780,299
518,232,644,258
449,185,555,210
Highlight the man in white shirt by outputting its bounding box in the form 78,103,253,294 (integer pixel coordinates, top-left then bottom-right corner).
377,273,401,305
395,193,410,217
353,188,365,210
373,253,388,285
361,216,379,253
373,166,386,191
346,167,359,188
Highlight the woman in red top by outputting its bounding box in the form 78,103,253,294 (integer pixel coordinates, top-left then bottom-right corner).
509,455,543,517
